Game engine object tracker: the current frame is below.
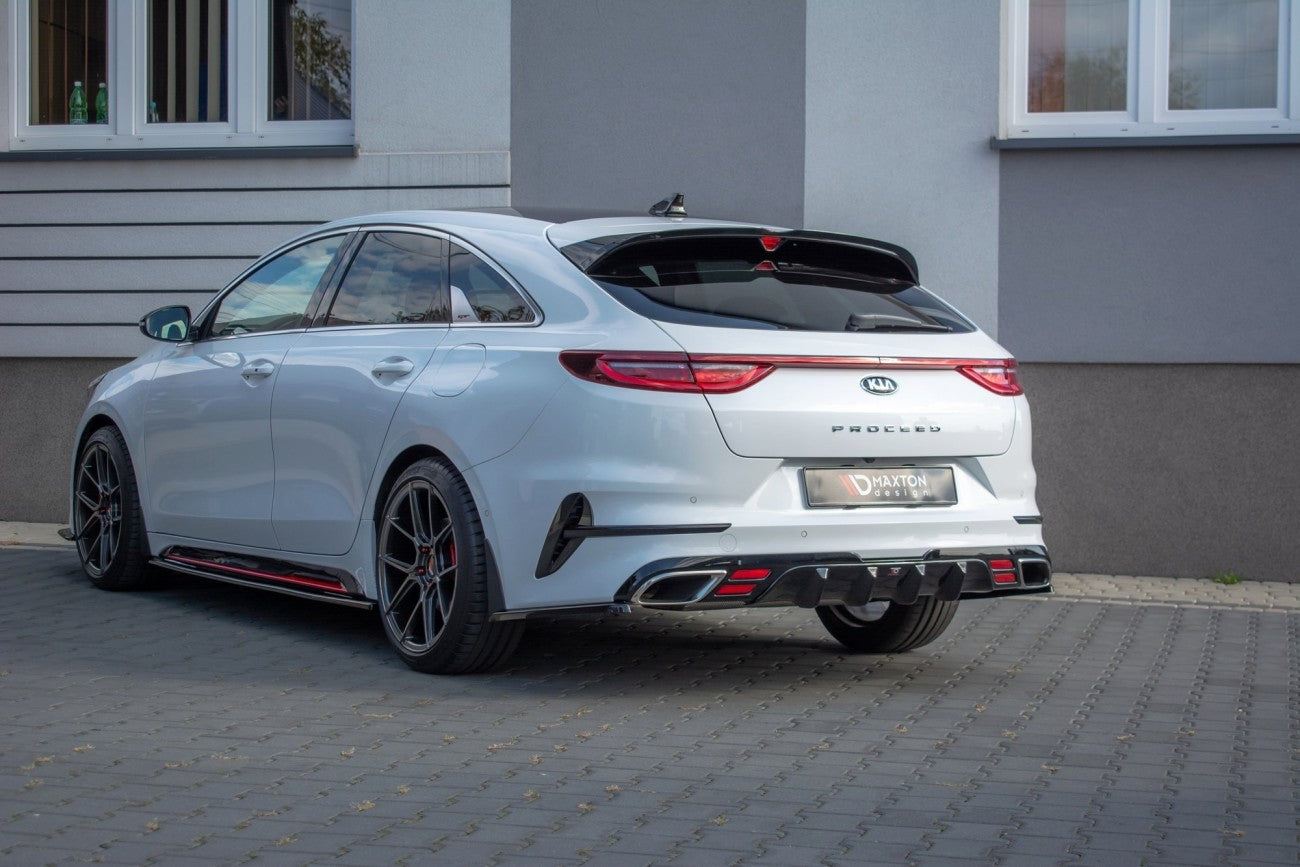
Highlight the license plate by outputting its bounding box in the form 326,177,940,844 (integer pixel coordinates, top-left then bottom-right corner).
803,467,957,507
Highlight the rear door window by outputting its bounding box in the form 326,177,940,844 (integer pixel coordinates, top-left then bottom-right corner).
448,242,537,324
325,231,448,327
582,235,973,334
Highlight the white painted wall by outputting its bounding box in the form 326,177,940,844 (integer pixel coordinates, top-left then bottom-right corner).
0,0,9,143
804,0,1002,334
352,0,510,154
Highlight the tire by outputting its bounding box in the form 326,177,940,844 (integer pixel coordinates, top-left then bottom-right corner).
72,426,149,591
816,597,958,653
376,458,523,674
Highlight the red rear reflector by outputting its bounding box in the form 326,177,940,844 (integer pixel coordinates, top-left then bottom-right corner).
730,568,770,581
759,235,782,252
993,571,1017,585
715,583,757,596
753,260,777,272
558,351,775,394
989,559,1014,571
956,360,1023,396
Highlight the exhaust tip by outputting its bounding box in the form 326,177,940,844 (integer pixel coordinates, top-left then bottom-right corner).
1020,558,1052,587
632,570,726,608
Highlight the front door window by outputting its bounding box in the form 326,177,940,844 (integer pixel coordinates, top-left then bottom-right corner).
210,235,343,337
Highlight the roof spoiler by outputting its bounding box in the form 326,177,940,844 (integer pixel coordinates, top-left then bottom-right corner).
561,228,920,285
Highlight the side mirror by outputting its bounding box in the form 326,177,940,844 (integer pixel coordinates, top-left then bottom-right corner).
140,305,192,342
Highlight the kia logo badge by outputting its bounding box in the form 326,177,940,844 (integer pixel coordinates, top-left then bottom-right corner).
861,376,898,395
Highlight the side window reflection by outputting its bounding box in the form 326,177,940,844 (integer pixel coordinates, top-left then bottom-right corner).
326,232,448,326
448,243,536,324
211,236,342,337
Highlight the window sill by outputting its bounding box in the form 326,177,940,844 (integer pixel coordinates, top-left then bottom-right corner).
990,134,1300,150
0,144,358,161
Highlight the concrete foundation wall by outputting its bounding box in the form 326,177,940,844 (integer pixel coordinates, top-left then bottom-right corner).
1022,362,1298,580
0,357,131,523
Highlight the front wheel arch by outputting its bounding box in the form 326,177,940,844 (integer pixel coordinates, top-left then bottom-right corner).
72,424,149,590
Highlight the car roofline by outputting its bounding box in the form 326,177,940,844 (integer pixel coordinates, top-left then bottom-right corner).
306,209,918,283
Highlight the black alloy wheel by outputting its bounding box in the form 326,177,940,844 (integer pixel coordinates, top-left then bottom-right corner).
376,459,522,674
72,426,148,590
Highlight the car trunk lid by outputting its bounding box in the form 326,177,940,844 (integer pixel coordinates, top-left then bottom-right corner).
567,228,1019,459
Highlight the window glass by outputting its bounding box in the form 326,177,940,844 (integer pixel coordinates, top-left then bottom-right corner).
448,244,536,324
1169,0,1278,110
211,235,341,336
29,0,109,125
1028,0,1129,112
327,233,447,326
147,0,229,123
269,0,352,120
584,236,970,334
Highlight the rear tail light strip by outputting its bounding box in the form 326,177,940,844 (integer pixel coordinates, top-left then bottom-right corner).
559,351,1022,396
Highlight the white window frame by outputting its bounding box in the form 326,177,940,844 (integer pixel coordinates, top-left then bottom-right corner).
9,0,354,151
1002,0,1300,139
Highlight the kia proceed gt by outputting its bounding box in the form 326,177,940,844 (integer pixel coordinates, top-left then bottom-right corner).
69,206,1051,673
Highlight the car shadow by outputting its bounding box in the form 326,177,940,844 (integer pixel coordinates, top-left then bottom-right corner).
7,548,944,696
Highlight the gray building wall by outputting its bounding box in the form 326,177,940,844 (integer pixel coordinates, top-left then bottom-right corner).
804,0,1002,334
1001,147,1300,580
510,0,805,226
0,0,512,521
999,147,1300,363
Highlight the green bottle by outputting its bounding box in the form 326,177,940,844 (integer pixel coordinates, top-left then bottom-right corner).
69,81,88,124
94,82,108,124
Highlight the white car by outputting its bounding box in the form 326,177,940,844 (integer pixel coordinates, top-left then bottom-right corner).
69,203,1051,674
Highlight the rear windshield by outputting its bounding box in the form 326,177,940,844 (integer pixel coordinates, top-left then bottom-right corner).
581,236,974,334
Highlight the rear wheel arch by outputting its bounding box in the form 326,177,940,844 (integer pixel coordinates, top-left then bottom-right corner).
373,446,453,528
375,456,522,672
372,447,507,615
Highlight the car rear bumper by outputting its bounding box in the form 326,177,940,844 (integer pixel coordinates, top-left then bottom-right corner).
615,546,1051,611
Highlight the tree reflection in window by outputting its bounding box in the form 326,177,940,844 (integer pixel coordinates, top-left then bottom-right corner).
269,0,351,120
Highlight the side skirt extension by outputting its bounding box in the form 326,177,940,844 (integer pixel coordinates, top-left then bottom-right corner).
154,547,374,611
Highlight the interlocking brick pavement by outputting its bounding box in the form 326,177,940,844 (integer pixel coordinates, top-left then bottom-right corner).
0,547,1296,866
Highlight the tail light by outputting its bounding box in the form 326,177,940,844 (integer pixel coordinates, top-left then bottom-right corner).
956,360,1023,396
559,351,775,394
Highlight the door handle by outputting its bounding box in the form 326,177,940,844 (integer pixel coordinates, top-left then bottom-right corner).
372,357,415,378
241,361,275,379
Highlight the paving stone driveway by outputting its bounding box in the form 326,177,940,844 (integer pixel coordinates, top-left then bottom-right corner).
1,547,1296,866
